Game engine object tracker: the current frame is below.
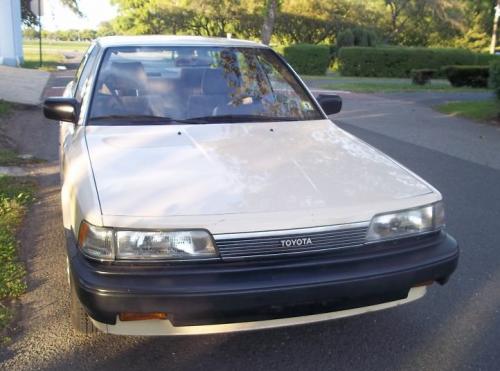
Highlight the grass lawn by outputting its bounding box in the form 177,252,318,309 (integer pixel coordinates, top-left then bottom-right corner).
435,100,500,123
303,74,491,93
0,176,35,340
0,149,42,166
0,102,36,340
22,40,89,71
23,39,90,52
0,101,11,117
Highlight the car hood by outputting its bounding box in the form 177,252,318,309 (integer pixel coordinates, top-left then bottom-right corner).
85,120,436,230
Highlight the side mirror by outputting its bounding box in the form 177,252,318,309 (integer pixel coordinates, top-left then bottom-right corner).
43,97,79,123
316,94,342,115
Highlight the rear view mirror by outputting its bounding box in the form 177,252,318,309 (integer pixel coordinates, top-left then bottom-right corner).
43,97,79,123
316,94,342,115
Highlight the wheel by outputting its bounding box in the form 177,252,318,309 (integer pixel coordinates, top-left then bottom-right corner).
69,268,99,335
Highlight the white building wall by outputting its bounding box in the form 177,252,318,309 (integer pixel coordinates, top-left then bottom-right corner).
0,0,24,66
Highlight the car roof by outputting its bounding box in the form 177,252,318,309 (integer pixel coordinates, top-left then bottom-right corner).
96,35,267,49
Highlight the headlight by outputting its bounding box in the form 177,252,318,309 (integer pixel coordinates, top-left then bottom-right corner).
77,221,217,261
115,230,216,260
366,202,445,242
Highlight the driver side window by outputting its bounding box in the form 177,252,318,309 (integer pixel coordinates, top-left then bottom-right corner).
74,45,99,102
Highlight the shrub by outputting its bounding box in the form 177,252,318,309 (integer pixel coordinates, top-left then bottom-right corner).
336,28,376,53
283,44,331,75
411,69,436,85
336,29,355,50
489,60,500,99
442,65,489,87
351,27,377,47
337,46,499,77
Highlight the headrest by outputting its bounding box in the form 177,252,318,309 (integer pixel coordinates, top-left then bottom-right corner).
202,68,239,95
103,62,148,92
180,67,206,89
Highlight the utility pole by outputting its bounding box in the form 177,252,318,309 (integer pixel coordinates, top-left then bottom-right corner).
30,0,43,66
490,1,500,54
38,0,42,67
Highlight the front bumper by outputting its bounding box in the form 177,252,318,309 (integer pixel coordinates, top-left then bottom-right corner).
67,230,458,333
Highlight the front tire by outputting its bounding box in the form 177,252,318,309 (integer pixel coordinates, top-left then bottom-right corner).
69,269,99,335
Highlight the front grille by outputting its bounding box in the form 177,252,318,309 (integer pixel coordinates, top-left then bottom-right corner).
214,223,369,260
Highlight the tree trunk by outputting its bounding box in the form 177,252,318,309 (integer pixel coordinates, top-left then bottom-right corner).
261,0,277,45
491,0,500,54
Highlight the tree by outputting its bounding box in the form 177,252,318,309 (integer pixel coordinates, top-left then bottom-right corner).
385,0,411,42
21,0,81,26
382,0,467,45
490,0,500,53
261,0,278,44
106,0,496,50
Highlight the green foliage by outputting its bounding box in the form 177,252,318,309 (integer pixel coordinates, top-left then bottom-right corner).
21,0,81,26
0,101,11,118
0,305,12,335
107,0,363,45
435,100,500,122
22,40,90,71
335,27,377,57
442,65,489,87
319,78,489,93
283,44,331,75
338,47,499,78
336,29,355,49
19,0,498,52
351,27,377,47
0,149,42,166
411,69,436,85
453,14,490,53
0,176,35,335
17,0,498,53
488,61,500,99
0,175,35,334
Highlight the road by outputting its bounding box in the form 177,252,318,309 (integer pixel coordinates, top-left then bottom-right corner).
1,75,500,370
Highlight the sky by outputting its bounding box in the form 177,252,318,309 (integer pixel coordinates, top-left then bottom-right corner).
40,0,118,31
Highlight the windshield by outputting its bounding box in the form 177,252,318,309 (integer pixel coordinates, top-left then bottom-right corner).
88,46,323,124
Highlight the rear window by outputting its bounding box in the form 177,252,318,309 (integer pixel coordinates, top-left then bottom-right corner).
88,46,323,124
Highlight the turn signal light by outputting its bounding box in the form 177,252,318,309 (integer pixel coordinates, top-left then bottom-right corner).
119,312,168,321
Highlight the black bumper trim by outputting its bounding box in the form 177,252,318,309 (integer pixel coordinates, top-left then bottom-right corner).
68,231,458,326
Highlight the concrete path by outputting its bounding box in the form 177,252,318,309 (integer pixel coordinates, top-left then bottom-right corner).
0,65,50,105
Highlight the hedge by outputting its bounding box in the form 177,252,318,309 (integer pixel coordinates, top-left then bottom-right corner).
338,47,499,78
489,60,500,99
283,44,331,75
442,65,489,87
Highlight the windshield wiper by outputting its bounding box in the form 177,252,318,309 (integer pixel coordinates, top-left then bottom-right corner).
89,115,208,125
185,114,302,123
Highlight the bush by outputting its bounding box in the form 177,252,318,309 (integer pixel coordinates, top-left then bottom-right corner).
351,27,377,47
335,28,376,53
336,29,355,50
489,60,500,99
337,46,499,77
283,44,331,75
411,69,436,85
442,65,489,87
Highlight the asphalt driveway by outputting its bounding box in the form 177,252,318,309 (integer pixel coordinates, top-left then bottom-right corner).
1,86,499,370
